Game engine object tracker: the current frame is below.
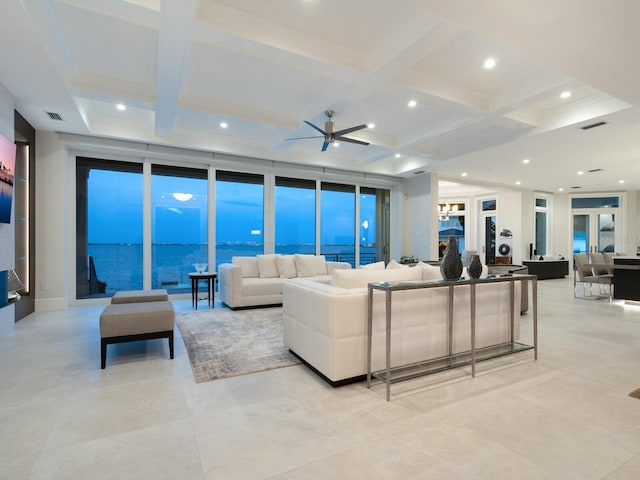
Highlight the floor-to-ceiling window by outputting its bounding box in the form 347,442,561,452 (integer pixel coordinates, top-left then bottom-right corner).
438,203,466,258
151,165,208,293
534,195,551,256
359,187,380,265
275,177,315,255
571,195,620,254
321,182,355,265
215,171,264,271
76,158,143,298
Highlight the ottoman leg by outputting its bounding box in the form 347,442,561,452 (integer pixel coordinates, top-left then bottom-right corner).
101,338,107,369
169,331,174,359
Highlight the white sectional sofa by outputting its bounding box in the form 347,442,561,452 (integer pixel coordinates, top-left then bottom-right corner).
218,254,351,309
282,262,523,386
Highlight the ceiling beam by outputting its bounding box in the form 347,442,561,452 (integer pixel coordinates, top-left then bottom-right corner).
154,0,198,136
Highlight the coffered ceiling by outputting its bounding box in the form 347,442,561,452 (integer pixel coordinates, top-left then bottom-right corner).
2,0,640,192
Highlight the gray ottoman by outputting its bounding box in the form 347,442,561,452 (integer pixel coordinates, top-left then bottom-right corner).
111,289,169,304
100,301,175,369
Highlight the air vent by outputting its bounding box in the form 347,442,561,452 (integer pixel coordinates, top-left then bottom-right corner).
571,186,582,189
413,170,425,175
587,168,603,173
46,112,63,121
580,121,606,130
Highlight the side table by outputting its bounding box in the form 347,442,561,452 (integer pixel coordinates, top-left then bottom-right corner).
189,272,217,309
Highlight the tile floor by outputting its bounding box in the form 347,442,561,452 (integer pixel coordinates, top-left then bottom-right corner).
1,277,640,479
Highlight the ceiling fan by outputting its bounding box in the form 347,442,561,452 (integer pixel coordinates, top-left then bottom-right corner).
286,110,370,151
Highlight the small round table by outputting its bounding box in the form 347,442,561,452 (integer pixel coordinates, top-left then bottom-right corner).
189,272,217,309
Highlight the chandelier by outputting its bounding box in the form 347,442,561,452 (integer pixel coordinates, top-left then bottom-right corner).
438,183,458,221
438,202,458,221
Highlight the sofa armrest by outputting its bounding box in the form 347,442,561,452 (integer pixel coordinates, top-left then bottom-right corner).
326,261,352,273
218,263,243,308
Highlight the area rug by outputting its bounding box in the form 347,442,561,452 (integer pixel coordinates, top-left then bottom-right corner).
629,388,640,400
176,306,300,383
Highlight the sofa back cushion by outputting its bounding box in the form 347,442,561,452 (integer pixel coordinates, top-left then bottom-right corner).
257,254,279,278
332,265,422,289
419,262,442,281
276,254,297,278
295,254,318,277
315,255,328,275
232,256,259,278
360,261,385,270
386,260,409,270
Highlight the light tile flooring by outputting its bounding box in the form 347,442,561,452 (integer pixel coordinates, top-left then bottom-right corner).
1,277,640,479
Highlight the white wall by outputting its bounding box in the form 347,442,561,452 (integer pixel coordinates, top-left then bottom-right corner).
496,190,523,263
403,173,438,260
0,83,14,272
34,131,68,311
0,82,15,328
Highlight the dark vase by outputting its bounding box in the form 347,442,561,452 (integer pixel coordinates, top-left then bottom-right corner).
440,236,463,281
468,254,482,279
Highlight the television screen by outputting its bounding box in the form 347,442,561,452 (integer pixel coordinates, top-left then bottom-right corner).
0,132,17,224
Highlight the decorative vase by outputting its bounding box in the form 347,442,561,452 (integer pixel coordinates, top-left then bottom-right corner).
468,254,482,279
440,236,463,281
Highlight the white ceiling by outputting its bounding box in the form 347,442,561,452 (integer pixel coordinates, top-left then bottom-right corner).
2,0,640,193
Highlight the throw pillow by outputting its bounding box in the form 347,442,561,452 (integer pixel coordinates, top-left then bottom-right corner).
360,261,385,270
276,254,297,278
232,256,259,278
257,254,279,278
295,254,317,277
420,263,442,281
386,260,409,270
315,255,328,275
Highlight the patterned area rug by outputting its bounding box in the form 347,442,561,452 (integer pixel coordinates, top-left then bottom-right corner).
176,306,300,383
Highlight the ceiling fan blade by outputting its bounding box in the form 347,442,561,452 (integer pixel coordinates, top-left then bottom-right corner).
335,136,370,146
284,135,324,141
321,140,330,151
333,124,367,136
304,120,327,135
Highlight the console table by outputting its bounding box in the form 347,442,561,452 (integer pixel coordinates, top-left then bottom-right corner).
366,274,537,401
522,260,569,280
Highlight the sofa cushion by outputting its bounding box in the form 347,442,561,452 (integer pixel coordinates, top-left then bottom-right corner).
295,254,318,277
360,261,385,270
315,255,328,275
257,254,279,278
232,256,259,278
332,265,422,289
242,277,285,296
419,262,442,280
276,254,297,278
386,260,409,270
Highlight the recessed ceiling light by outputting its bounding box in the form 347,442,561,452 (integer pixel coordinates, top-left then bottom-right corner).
407,100,417,108
461,172,467,177
577,171,584,175
483,57,496,69
367,123,375,129
333,142,339,147
558,187,564,191
619,180,625,184
394,153,401,158
116,103,126,111
560,91,572,99
220,121,228,128
522,158,530,164
515,181,521,185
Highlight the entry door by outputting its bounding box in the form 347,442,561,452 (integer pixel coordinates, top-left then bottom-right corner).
482,214,496,264
572,211,616,254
